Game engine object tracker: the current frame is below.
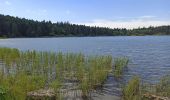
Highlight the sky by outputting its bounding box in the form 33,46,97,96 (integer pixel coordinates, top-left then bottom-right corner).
0,0,170,29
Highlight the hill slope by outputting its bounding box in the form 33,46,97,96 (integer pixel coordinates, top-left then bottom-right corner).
0,14,170,37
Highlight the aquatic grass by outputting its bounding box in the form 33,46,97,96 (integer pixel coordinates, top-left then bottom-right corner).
49,79,63,99
113,57,129,78
80,77,91,99
155,75,170,97
0,85,7,100
49,79,62,92
0,72,46,100
122,76,141,100
0,47,113,99
122,75,170,100
78,55,112,98
138,76,170,99
75,54,85,83
0,71,7,100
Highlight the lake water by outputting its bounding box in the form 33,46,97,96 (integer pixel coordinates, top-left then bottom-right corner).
0,36,170,83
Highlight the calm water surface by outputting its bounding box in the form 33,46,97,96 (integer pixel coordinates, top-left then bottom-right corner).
0,36,170,83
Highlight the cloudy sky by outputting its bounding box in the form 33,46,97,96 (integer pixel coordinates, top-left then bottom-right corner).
0,0,170,29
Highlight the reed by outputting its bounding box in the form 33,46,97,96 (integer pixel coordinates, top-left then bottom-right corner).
155,75,170,97
0,47,113,99
80,77,90,99
0,72,46,100
138,76,170,99
122,76,141,100
0,86,6,100
79,55,112,98
122,75,170,100
113,57,129,78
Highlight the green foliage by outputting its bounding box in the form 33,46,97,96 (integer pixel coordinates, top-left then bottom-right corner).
80,78,90,98
0,86,7,100
139,76,170,99
113,57,129,77
79,56,112,97
0,73,46,100
0,47,113,99
123,76,141,100
0,14,169,37
123,76,170,100
156,76,170,97
49,79,63,100
49,80,62,92
1,47,170,99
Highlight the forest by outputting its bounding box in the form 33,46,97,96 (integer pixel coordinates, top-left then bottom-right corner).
0,14,170,38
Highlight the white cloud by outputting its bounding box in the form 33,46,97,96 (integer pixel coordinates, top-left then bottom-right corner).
139,15,156,19
4,1,11,5
75,16,170,29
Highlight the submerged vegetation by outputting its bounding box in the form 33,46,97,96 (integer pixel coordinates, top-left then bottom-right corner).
0,72,46,100
113,57,129,78
123,75,170,100
123,76,141,100
0,47,112,99
0,47,169,100
155,75,170,97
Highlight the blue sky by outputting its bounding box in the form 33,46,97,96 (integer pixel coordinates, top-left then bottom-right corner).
0,0,170,29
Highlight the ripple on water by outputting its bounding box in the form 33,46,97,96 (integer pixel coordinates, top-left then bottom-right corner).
0,36,170,83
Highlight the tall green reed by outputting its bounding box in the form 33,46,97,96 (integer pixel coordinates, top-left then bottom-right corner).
113,57,129,78
0,47,113,99
122,76,141,100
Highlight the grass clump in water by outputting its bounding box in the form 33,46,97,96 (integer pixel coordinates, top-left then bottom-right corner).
0,72,46,100
0,85,7,100
79,56,112,97
0,47,113,99
122,76,141,100
140,76,170,99
113,57,129,78
122,75,170,100
155,75,170,97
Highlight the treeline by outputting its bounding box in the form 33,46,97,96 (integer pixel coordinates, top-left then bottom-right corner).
0,14,170,37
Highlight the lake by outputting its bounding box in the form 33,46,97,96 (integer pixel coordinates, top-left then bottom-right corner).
0,36,170,83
